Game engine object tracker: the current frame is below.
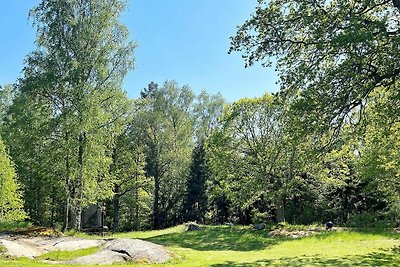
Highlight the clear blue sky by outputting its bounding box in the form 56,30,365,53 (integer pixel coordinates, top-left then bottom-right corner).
0,0,278,102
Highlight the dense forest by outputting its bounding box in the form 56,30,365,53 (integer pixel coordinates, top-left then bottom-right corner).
0,0,399,232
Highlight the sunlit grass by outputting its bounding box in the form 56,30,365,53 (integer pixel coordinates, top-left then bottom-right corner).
36,246,100,261
111,224,187,239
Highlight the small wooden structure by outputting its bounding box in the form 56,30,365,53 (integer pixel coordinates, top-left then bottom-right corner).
81,204,109,235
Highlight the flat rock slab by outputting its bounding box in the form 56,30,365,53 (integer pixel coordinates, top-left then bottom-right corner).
0,236,105,258
0,239,43,258
0,236,171,264
68,239,171,265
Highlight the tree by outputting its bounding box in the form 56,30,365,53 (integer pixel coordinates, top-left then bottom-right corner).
207,94,292,223
136,81,195,229
183,91,225,223
3,88,62,226
357,88,400,224
0,137,27,222
109,114,150,231
0,84,15,125
4,0,135,229
230,0,400,135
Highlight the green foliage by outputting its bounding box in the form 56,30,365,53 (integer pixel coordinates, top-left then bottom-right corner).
183,143,209,223
346,212,394,228
250,210,270,224
1,0,398,240
0,221,32,232
230,0,400,133
135,81,196,229
108,117,151,231
0,138,27,222
0,84,15,125
206,94,295,223
230,0,399,224
64,229,78,237
357,88,400,224
3,0,136,229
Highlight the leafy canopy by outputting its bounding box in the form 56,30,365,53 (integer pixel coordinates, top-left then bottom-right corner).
230,0,400,132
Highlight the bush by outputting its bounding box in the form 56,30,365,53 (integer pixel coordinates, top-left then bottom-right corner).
250,209,270,224
0,221,32,232
64,229,77,237
346,212,394,228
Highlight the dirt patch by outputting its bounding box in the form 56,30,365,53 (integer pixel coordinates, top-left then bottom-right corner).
267,227,325,239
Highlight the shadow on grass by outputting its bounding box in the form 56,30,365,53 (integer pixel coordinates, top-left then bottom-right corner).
146,226,285,251
211,246,400,267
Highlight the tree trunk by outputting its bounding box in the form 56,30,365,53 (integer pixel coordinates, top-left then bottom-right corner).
275,196,285,223
75,204,82,230
113,184,120,232
63,196,70,232
153,170,160,229
73,131,85,230
63,134,71,232
70,203,77,230
134,175,140,230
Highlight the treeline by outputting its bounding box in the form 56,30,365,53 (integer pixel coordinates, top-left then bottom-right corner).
0,0,399,230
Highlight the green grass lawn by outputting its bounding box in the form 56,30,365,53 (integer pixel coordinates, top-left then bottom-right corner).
1,225,399,267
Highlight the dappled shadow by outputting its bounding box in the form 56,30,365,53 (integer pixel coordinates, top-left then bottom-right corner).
211,246,400,267
145,227,286,251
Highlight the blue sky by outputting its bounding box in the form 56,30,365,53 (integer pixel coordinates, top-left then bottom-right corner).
0,0,279,102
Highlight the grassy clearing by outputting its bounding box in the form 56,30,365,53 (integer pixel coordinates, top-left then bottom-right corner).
111,224,187,239
0,225,399,266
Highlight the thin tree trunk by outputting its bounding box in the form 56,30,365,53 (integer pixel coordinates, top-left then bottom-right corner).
113,185,120,232
74,131,85,230
63,197,70,232
63,132,71,232
50,184,56,227
153,171,160,229
75,204,82,230
70,203,77,230
275,196,285,223
134,174,139,230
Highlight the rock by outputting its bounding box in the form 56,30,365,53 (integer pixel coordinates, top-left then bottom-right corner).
67,250,127,265
0,238,43,258
252,223,266,230
68,239,171,265
0,236,170,265
267,227,324,239
0,236,105,258
186,222,201,231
